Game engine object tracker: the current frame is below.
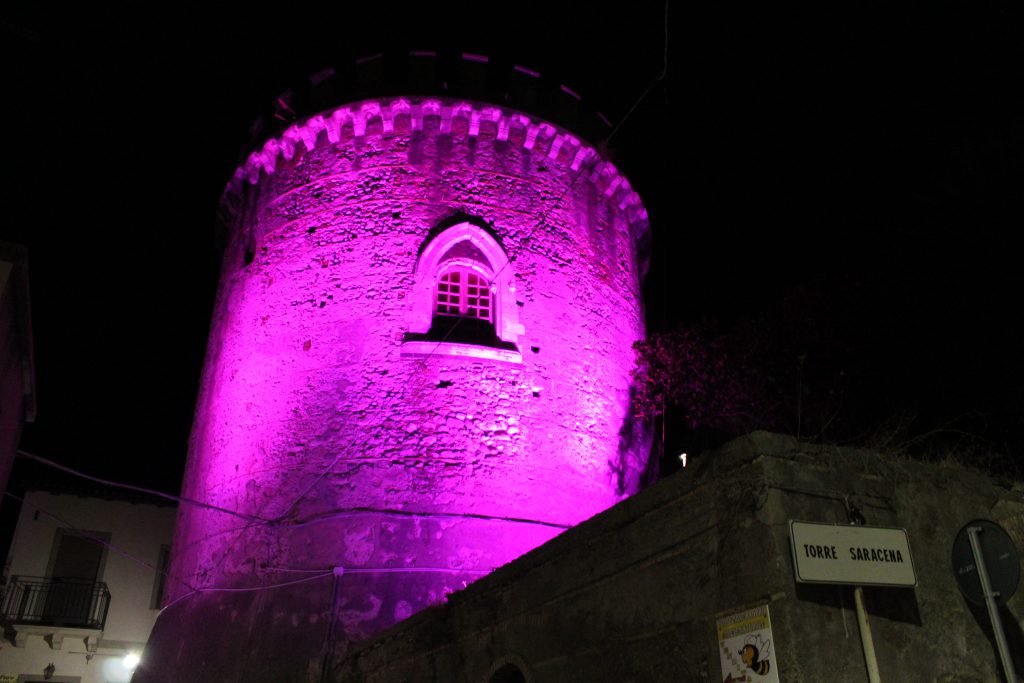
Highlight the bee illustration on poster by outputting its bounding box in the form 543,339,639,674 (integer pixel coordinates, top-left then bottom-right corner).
716,604,780,683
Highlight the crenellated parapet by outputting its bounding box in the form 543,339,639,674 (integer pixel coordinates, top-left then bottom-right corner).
139,48,655,683
227,97,650,247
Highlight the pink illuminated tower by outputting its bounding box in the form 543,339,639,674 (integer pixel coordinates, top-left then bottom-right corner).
139,54,652,682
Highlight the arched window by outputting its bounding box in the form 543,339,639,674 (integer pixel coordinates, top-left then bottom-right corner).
402,220,523,363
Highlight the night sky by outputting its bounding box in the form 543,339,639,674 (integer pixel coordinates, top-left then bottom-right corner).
1,4,1021,497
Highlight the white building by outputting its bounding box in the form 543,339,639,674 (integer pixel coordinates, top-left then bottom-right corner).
0,486,175,683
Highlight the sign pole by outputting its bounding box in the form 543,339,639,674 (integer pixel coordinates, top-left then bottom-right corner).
852,585,881,683
846,499,882,683
966,526,1019,683
789,515,918,683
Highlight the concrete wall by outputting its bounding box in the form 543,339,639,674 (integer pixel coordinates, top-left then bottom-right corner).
329,432,1024,682
0,491,176,683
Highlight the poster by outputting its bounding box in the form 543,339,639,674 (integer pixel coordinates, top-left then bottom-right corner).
716,604,780,683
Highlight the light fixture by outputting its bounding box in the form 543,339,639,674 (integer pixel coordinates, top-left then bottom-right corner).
123,652,141,670
678,452,687,467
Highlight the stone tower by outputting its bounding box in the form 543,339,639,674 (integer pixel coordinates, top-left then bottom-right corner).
139,53,652,682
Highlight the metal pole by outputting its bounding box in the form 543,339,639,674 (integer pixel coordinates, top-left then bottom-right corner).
845,498,881,683
967,526,1019,683
319,570,343,683
853,585,881,683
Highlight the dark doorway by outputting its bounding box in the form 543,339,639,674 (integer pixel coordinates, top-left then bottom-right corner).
48,530,106,580
489,663,526,683
43,529,108,626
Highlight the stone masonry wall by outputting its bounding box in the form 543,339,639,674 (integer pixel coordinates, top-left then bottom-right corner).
138,98,652,683
330,432,1024,682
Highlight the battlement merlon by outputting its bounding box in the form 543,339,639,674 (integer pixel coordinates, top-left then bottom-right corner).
222,97,651,258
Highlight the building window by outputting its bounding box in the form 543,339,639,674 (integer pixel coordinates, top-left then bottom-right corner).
436,268,493,322
402,219,524,363
150,544,170,610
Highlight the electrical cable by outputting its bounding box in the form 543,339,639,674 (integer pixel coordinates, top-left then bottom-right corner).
3,493,340,606
15,450,268,524
268,566,493,575
161,563,494,616
10,452,571,532
7,471,500,618
159,571,335,613
509,69,666,265
3,491,196,593
318,572,342,683
281,506,571,530
192,572,334,593
17,494,396,595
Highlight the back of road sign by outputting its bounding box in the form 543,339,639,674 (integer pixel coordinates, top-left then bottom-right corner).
951,519,1020,606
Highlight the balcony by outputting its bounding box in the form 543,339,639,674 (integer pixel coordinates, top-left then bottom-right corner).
1,576,110,649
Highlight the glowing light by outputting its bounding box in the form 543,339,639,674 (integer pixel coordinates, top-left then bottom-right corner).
123,653,140,670
679,452,688,467
165,96,652,657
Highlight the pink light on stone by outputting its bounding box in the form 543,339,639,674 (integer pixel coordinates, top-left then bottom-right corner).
513,64,541,78
560,84,582,100
142,94,652,682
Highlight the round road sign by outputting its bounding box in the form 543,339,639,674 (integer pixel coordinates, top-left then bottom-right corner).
951,519,1020,607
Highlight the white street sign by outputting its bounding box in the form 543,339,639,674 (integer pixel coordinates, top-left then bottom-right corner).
790,520,917,587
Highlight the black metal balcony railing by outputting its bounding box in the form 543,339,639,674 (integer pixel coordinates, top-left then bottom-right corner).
1,576,110,630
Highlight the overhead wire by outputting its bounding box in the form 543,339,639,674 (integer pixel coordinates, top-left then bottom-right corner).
3,490,196,594
16,450,268,523
6,490,498,620
266,566,492,575
158,572,335,612
13,451,571,532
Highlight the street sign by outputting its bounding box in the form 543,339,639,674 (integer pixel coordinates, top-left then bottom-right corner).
951,519,1020,682
790,520,917,587
952,519,1020,607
